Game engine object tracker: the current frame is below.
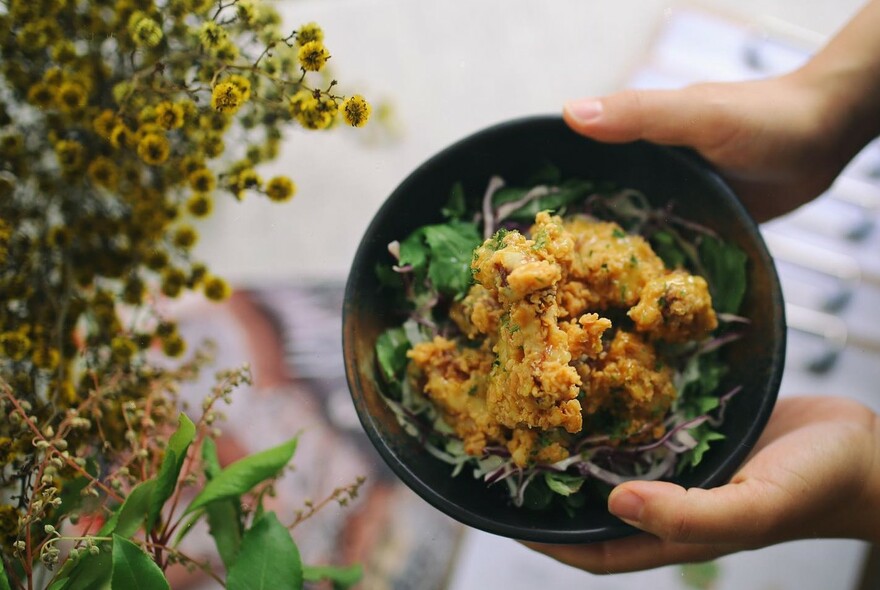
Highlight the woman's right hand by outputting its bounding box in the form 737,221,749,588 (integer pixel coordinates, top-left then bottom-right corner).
564,72,857,222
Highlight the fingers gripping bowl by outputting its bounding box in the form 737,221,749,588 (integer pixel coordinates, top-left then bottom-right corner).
342,116,785,543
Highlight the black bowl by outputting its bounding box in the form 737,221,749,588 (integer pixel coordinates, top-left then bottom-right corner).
342,115,785,544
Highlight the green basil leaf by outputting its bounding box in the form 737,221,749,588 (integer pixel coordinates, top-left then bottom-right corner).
110,535,169,590
184,437,298,514
226,512,302,590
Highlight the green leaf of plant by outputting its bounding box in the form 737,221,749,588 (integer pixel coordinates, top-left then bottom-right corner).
398,228,428,277
57,551,112,590
148,413,196,530
100,479,156,538
110,535,169,590
680,560,721,590
226,512,302,590
651,231,687,269
303,564,362,589
698,235,748,314
441,182,466,220
201,436,222,478
374,261,403,290
0,557,12,590
184,437,298,514
544,472,585,497
525,162,562,186
423,221,481,297
200,437,242,568
375,327,410,385
522,477,554,511
494,179,593,222
686,426,726,469
55,475,90,521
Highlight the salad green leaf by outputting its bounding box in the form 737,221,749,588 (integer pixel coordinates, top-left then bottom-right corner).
492,179,594,222
682,425,726,470
375,327,410,386
423,222,481,296
651,231,687,269
699,235,748,314
441,182,467,220
398,221,481,298
544,472,585,497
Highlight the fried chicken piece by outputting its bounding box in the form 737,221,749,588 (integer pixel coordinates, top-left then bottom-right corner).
450,283,503,341
585,331,676,441
561,218,666,314
561,312,613,360
506,428,569,468
471,215,578,432
470,213,616,436
406,336,503,455
629,269,718,342
488,291,584,434
472,212,574,301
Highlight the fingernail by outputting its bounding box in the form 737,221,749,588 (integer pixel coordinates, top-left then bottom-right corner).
564,98,603,124
609,489,644,523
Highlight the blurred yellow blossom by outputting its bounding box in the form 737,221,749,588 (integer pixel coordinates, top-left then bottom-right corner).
297,22,324,46
342,94,372,127
265,176,296,202
137,133,171,165
298,40,330,72
211,81,244,113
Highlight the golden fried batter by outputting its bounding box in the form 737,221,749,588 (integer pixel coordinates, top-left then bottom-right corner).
506,428,570,468
450,283,502,341
407,336,503,455
471,213,605,436
561,218,666,314
629,269,718,342
584,331,677,441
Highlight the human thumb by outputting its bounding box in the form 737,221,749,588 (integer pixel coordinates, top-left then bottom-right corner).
563,86,728,148
607,479,780,545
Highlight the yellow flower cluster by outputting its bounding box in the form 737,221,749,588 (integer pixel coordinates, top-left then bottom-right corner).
0,0,372,571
